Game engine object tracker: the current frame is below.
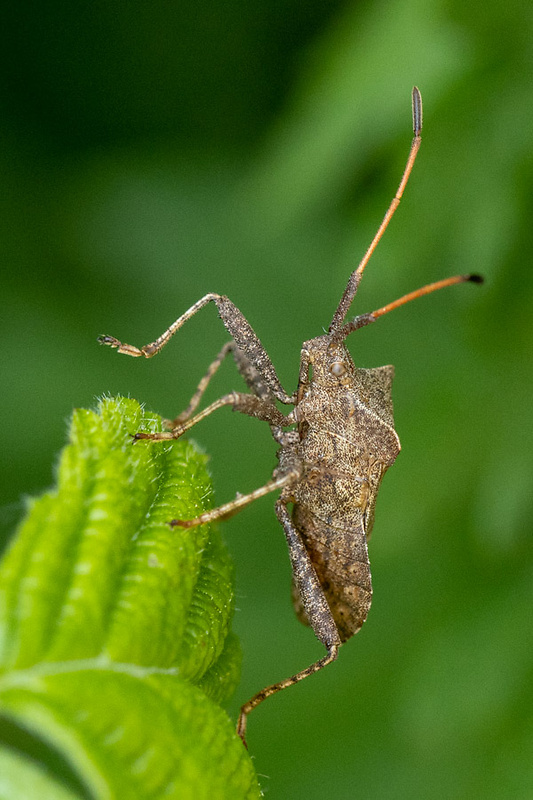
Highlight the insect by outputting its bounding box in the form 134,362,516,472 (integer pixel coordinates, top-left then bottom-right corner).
99,87,482,746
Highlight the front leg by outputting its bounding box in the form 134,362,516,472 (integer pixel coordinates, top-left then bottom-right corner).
99,292,292,403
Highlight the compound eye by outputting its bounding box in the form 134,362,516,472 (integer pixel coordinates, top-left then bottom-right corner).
330,361,346,377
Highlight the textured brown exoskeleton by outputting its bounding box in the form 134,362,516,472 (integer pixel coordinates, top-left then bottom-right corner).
99,88,482,746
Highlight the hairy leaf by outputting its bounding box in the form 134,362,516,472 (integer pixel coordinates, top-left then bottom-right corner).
0,397,260,799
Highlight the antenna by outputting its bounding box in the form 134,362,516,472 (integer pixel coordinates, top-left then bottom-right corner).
329,87,423,335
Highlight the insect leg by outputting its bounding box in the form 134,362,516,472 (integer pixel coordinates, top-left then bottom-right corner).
231,344,279,404
163,341,235,428
165,338,284,429
237,645,338,746
170,469,299,529
99,292,293,404
134,391,287,445
236,499,341,745
275,499,341,649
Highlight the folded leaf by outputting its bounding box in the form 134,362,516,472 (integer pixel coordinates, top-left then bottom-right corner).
0,397,260,799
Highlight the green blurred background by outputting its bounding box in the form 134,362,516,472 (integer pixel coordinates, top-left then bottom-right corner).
1,1,532,797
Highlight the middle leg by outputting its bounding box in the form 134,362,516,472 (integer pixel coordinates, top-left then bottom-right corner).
170,469,300,529
163,341,235,428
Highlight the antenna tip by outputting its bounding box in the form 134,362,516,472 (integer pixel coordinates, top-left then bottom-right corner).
411,86,423,135
465,273,484,284
97,334,118,347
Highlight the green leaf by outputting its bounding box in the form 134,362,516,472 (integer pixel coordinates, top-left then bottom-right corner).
0,746,82,800
0,397,260,799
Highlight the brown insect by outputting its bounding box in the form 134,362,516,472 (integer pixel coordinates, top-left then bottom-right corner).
99,87,482,746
